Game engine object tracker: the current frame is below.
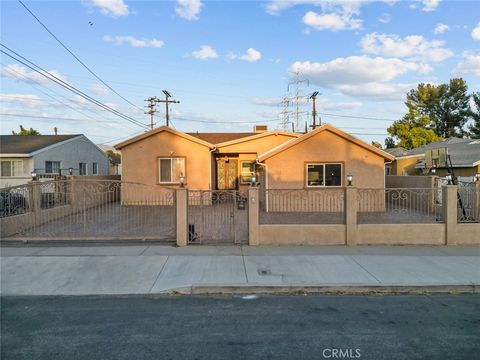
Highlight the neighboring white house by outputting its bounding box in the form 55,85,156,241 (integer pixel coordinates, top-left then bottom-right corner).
0,134,110,188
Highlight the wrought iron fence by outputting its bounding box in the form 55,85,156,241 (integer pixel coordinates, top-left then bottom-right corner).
260,188,345,224
357,188,442,224
1,179,176,240
457,183,480,223
187,190,248,244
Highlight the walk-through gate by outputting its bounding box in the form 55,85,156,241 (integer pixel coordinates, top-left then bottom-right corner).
187,190,249,244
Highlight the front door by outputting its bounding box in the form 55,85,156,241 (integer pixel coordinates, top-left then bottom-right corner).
216,158,238,190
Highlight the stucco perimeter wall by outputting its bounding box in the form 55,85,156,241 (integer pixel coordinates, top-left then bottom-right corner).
386,175,436,188
258,224,346,245
265,130,386,189
120,131,212,203
357,224,446,245
456,224,480,245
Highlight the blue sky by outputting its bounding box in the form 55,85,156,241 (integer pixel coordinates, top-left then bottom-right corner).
1,0,479,146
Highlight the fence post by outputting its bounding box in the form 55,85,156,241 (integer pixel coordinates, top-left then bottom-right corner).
443,185,458,245
345,187,358,246
475,182,480,221
29,180,41,212
248,187,260,246
176,188,188,246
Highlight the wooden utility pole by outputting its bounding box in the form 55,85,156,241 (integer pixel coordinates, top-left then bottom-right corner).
156,90,180,127
309,91,320,130
145,96,158,130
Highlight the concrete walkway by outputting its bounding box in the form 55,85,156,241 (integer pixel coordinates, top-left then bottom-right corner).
1,245,479,295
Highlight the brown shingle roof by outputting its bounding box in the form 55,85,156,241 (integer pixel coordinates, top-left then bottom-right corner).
0,135,81,154
186,132,256,145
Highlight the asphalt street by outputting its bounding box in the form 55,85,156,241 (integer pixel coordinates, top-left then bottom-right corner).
1,294,479,360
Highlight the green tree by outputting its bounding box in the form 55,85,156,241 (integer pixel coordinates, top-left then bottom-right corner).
384,137,395,149
468,92,480,139
11,125,40,135
387,116,442,149
105,150,121,164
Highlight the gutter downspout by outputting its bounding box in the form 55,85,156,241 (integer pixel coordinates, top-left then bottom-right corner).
210,146,217,191
256,159,268,212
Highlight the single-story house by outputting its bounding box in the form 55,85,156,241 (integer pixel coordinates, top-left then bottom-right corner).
0,134,110,188
386,138,480,180
115,124,394,203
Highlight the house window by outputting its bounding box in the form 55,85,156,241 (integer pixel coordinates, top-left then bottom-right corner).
158,158,185,183
306,163,342,187
240,161,255,184
0,160,23,177
79,163,87,176
45,161,61,174
92,162,98,175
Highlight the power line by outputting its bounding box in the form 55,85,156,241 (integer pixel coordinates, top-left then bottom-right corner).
0,44,149,129
17,0,144,112
318,112,396,122
1,113,123,124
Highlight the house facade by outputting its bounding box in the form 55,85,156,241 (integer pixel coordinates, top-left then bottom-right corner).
386,138,480,181
0,135,110,188
115,124,394,198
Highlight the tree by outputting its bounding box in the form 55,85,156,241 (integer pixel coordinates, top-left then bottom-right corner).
384,137,395,149
468,92,480,139
387,79,471,149
12,125,40,135
371,141,382,149
105,150,121,164
387,116,442,149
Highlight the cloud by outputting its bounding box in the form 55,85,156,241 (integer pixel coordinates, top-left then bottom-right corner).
0,93,41,108
377,13,391,24
290,56,431,101
421,0,441,12
103,35,164,48
87,0,129,17
337,82,418,101
229,48,262,62
291,56,431,87
175,0,202,21
434,23,450,34
302,10,362,31
0,64,69,85
472,22,480,41
90,84,110,95
191,45,218,60
360,32,453,62
454,55,480,76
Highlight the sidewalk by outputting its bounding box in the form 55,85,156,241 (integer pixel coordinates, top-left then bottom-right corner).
1,245,479,296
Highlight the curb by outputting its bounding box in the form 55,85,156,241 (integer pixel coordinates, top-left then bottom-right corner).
161,284,478,296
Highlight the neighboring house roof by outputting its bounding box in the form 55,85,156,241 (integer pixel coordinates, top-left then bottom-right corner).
384,147,409,157
0,135,81,156
257,124,395,162
187,132,256,144
114,126,215,149
394,138,480,168
214,131,299,148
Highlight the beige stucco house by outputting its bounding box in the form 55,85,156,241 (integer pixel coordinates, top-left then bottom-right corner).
115,124,394,198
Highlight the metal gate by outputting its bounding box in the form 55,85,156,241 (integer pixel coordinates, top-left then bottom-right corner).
0,179,176,241
187,190,248,245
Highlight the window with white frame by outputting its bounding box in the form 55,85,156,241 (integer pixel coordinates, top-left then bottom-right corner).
92,162,98,175
0,160,23,177
306,163,342,187
79,162,87,176
159,158,185,183
240,161,255,184
45,161,61,174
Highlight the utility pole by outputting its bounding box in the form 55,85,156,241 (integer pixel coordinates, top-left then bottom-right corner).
156,90,180,127
309,91,320,130
145,96,158,130
287,71,309,132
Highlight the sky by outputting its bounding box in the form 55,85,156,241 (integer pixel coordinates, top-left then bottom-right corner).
1,0,479,146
